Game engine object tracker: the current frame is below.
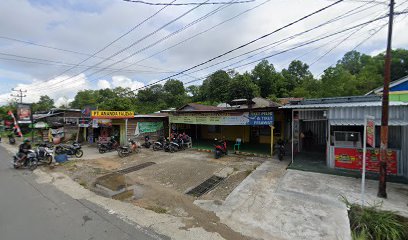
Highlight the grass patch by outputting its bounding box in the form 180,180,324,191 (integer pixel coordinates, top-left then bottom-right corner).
146,205,167,214
342,197,408,240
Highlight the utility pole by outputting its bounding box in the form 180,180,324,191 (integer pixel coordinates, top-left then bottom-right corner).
378,0,394,199
10,88,27,103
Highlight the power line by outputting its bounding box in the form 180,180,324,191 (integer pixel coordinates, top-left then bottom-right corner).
181,13,393,86
11,88,27,103
184,0,382,76
121,0,255,5
25,1,177,91
129,0,346,91
88,0,261,83
30,0,212,92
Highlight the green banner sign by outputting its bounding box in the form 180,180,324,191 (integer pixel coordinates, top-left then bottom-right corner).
169,112,274,126
138,122,163,133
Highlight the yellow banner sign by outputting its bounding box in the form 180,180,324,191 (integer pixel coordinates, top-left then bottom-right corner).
91,111,134,119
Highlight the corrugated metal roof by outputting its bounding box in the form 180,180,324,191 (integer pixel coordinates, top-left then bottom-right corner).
330,119,408,126
281,101,408,109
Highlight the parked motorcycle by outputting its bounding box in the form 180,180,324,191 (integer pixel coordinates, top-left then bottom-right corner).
35,143,54,165
98,138,119,154
153,137,166,151
55,142,83,158
8,134,16,145
118,139,140,158
276,139,285,161
169,137,185,152
13,150,38,170
214,138,227,159
141,136,152,149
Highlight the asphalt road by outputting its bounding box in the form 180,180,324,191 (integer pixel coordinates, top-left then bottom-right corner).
0,145,167,240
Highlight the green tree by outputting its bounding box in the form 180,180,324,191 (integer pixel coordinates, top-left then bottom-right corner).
186,85,202,102
163,79,188,108
201,70,231,102
251,60,280,98
70,90,99,109
33,95,55,112
228,73,260,100
282,60,314,93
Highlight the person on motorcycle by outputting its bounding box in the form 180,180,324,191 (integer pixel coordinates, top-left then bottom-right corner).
17,138,32,165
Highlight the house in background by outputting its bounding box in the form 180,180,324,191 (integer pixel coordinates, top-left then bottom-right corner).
366,75,408,102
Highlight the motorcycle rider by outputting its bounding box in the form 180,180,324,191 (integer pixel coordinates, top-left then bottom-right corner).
17,138,32,165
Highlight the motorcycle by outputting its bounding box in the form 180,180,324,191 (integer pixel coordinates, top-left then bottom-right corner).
214,138,227,159
98,138,119,154
153,137,166,151
13,150,38,170
55,142,83,158
276,139,285,161
35,143,54,165
141,136,152,149
169,137,185,152
118,139,140,158
8,135,16,145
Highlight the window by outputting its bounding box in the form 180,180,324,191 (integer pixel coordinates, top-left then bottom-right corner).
274,121,281,136
259,126,271,136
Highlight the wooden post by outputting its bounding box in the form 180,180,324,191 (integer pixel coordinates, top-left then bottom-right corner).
270,125,274,157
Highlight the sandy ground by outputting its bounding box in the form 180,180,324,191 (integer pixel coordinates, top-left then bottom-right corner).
50,145,262,240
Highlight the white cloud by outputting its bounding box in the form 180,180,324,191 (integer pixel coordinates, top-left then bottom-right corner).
0,73,90,105
55,96,73,107
111,76,144,90
1,0,408,105
97,79,111,89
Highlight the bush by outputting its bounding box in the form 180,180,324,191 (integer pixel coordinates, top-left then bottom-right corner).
342,197,408,240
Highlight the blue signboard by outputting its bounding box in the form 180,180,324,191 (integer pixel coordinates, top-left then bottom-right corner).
247,112,274,125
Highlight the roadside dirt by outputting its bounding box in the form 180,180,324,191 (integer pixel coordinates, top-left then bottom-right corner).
50,147,263,240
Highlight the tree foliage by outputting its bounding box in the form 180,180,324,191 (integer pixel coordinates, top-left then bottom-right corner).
32,95,55,112
62,49,408,113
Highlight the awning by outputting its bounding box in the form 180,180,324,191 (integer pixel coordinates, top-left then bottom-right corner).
330,119,408,126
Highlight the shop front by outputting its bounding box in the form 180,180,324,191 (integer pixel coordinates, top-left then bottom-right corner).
89,110,134,145
169,109,283,156
283,96,408,178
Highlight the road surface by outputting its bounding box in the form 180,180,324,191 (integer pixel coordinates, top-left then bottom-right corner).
0,145,167,240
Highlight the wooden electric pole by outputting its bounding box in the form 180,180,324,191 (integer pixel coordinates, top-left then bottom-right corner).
378,0,395,199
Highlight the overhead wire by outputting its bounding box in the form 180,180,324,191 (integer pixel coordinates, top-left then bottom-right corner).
49,0,346,92
29,0,213,92
92,0,273,82
183,0,383,76
121,0,255,5
25,0,178,91
126,0,347,91
182,12,394,85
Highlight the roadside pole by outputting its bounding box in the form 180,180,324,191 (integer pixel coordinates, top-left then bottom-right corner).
378,0,394,199
270,125,274,157
125,119,128,143
361,116,367,206
362,116,375,206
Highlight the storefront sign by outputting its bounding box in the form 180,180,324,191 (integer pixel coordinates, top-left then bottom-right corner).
92,119,112,128
138,122,163,133
334,147,397,174
91,111,134,119
78,118,90,127
169,112,274,126
17,103,31,123
366,118,375,147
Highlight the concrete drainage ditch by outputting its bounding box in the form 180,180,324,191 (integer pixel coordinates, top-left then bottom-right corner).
93,162,156,199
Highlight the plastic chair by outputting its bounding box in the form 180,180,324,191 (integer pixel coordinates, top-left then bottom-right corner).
234,138,242,152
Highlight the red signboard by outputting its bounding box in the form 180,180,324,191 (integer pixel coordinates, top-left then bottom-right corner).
334,147,397,174
366,119,375,147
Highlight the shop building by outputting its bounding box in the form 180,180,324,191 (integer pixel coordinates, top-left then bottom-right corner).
168,98,286,155
78,110,168,145
282,95,408,178
366,75,408,102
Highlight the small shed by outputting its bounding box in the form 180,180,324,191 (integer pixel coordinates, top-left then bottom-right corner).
282,95,408,178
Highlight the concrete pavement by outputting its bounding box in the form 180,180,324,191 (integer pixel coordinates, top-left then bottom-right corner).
0,144,167,240
195,160,352,240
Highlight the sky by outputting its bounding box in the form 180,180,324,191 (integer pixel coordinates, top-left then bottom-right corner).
0,0,407,106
